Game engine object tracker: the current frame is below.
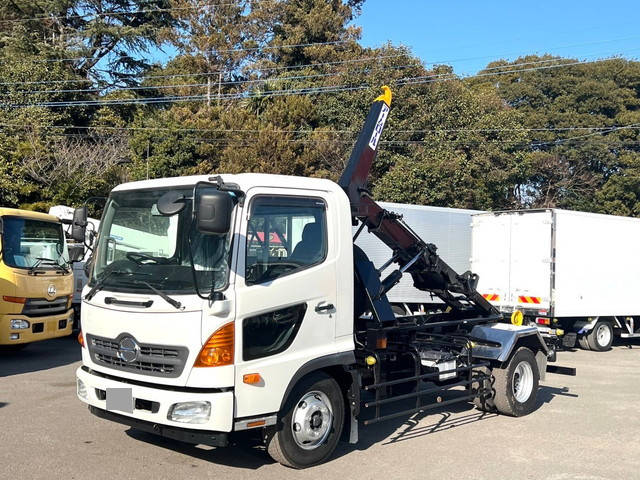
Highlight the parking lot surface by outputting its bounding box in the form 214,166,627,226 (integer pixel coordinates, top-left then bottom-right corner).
1,336,640,480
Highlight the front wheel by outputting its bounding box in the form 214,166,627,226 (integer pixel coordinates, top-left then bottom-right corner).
474,347,539,417
267,372,344,469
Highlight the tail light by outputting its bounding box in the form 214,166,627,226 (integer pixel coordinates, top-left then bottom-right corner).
536,317,551,326
194,322,234,368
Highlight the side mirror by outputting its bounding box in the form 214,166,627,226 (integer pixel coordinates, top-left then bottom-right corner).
68,243,85,262
196,191,233,235
72,206,88,242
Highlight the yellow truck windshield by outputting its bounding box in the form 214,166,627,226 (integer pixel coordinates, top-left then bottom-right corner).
2,216,68,269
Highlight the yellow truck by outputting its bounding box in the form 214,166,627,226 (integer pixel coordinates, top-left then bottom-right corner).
0,207,74,348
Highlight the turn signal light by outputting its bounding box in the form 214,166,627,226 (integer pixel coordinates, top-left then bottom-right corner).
78,331,85,348
243,373,262,385
536,317,551,326
194,322,234,367
3,296,26,304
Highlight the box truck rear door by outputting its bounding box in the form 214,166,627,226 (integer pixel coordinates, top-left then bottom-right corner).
509,211,552,313
471,214,510,308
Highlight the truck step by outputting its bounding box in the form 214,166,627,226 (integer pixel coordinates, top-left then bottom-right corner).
620,333,640,338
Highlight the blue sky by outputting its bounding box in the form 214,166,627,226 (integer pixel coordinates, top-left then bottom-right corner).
356,0,640,75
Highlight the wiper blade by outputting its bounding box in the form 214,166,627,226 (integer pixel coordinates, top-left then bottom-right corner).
134,280,184,311
36,257,70,274
85,270,130,301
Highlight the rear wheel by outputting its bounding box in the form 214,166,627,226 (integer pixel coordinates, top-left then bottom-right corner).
474,347,539,417
267,372,344,469
587,321,613,352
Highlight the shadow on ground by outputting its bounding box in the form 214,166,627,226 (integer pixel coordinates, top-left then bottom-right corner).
0,336,81,377
123,382,579,470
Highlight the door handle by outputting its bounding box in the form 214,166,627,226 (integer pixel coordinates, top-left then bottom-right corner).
315,303,334,313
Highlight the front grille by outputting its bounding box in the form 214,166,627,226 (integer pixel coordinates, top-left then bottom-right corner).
87,333,188,378
23,297,68,317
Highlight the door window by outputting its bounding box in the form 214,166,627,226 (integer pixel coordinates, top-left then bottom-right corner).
245,196,327,285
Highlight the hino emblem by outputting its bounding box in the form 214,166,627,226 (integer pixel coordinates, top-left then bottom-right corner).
47,284,57,297
117,337,140,363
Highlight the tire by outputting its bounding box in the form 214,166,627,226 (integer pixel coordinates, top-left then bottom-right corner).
472,366,496,412
475,348,539,417
586,321,613,352
267,372,344,469
577,335,590,350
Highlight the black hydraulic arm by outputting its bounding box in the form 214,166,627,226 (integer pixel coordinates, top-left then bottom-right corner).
339,87,498,319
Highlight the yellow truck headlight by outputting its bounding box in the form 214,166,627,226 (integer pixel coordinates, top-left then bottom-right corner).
10,319,30,330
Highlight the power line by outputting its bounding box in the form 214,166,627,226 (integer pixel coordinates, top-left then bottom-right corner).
0,39,352,64
0,53,413,87
3,123,638,135
0,2,240,24
4,63,419,96
5,56,631,109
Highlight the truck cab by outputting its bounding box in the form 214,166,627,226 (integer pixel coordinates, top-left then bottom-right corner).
76,174,355,444
0,208,74,347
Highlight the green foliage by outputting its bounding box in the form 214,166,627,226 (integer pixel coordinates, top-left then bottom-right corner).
1,1,640,220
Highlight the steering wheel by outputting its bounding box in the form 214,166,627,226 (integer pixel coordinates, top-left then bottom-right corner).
126,252,166,265
256,262,300,283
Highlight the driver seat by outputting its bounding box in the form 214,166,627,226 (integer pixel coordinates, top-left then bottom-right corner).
290,223,323,265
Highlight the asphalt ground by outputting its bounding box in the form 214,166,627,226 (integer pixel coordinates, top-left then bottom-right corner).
1,336,640,480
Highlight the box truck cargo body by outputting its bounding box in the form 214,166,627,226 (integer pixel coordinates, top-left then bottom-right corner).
355,202,481,312
471,208,640,351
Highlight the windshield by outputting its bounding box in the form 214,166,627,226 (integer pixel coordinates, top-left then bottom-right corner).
92,187,233,294
1,216,68,269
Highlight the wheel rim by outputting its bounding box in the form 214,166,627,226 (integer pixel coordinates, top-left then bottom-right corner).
596,324,612,347
291,390,333,450
512,361,534,403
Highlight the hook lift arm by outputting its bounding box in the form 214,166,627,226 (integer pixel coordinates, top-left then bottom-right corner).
338,86,499,323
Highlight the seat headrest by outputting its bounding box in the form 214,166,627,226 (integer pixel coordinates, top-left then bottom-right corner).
301,222,320,241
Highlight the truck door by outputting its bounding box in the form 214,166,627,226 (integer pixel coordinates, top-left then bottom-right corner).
233,188,340,418
471,214,511,309
509,211,553,313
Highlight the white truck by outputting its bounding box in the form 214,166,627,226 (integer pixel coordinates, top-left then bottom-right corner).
355,203,481,314
73,88,572,468
471,208,640,352
49,205,100,329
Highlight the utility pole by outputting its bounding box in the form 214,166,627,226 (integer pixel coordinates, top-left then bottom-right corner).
146,141,150,180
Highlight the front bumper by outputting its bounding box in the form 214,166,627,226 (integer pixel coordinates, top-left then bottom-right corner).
76,367,234,434
88,406,229,447
0,309,73,344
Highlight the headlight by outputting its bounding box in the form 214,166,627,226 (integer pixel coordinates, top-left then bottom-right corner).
10,319,30,330
77,379,88,399
167,401,211,424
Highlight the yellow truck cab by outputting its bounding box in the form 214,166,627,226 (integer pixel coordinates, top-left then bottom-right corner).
0,207,74,347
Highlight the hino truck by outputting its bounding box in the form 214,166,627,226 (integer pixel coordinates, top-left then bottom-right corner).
472,208,640,351
74,88,572,468
0,208,74,348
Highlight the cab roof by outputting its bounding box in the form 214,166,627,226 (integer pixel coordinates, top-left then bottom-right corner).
0,207,60,223
111,173,342,195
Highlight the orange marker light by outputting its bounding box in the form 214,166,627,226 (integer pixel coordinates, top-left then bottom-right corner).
78,330,85,348
247,420,266,428
3,296,26,304
194,322,234,368
243,373,262,385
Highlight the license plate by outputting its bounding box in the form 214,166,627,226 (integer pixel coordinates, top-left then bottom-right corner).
106,388,133,413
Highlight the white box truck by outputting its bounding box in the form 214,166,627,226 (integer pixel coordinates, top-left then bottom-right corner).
471,208,640,351
355,203,481,313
